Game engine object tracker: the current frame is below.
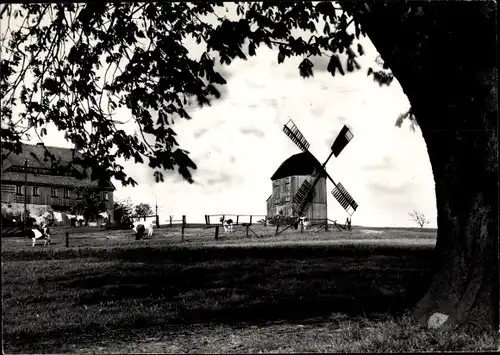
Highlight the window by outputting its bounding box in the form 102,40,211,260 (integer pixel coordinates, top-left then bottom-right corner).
15,185,23,195
63,188,70,198
104,192,109,201
51,188,58,197
33,186,40,196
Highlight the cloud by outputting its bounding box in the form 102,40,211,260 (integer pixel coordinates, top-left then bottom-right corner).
361,156,393,171
206,173,233,186
368,181,413,195
240,127,265,137
193,128,208,139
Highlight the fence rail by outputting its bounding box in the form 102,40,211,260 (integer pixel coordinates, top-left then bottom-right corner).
204,214,267,226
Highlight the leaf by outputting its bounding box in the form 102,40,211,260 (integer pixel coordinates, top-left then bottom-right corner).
248,41,256,56
330,54,344,76
298,58,314,78
367,67,373,76
323,22,330,35
358,43,365,55
347,59,354,72
41,78,60,94
277,51,285,64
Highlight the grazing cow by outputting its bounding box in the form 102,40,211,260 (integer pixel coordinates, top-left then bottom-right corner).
219,217,234,233
131,220,154,240
299,217,310,231
29,225,51,247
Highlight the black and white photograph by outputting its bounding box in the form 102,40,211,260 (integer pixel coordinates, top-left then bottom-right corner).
1,1,498,353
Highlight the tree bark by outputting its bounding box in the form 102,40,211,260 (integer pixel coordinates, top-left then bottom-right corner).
349,1,498,329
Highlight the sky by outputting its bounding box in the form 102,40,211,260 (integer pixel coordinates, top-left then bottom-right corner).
5,4,437,228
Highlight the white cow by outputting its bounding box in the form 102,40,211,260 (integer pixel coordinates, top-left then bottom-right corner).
29,225,51,247
132,220,154,239
299,217,310,231
220,217,234,233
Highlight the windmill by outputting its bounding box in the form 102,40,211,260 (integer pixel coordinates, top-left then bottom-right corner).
276,119,358,234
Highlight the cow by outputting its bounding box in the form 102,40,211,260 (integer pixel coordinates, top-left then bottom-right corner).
219,217,234,233
29,225,51,247
131,220,154,240
299,217,309,231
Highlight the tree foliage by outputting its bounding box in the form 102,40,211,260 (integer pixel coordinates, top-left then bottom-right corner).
0,2,395,186
134,202,153,218
113,197,134,226
72,185,105,224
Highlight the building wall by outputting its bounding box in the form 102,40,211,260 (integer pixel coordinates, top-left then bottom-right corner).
1,183,114,215
291,176,327,204
268,175,327,220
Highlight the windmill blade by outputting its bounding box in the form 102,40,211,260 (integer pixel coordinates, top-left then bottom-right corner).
331,182,358,216
293,180,316,216
283,119,310,152
331,125,354,157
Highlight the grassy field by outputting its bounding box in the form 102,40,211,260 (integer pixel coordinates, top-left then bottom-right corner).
2,226,497,353
1,223,437,251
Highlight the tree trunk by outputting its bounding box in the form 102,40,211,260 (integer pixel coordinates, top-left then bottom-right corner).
348,1,498,329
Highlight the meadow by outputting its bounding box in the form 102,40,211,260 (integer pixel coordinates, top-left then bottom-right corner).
2,224,497,353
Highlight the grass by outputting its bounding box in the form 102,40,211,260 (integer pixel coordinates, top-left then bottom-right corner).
2,226,496,353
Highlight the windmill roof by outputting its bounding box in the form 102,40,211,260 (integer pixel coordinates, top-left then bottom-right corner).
1,143,115,190
270,151,326,180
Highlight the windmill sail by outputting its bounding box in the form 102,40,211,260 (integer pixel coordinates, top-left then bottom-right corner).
331,125,354,157
283,119,310,152
293,180,316,216
331,182,358,216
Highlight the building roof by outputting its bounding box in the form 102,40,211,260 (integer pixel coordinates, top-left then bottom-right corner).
270,151,327,180
1,143,115,190
2,143,78,170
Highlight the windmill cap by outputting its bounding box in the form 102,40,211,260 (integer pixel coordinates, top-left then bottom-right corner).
271,151,327,180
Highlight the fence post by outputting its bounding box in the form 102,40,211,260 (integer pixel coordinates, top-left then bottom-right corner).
65,232,69,247
181,215,186,242
325,218,328,232
214,226,219,240
236,215,239,225
156,215,159,228
249,215,253,225
275,220,279,235
169,215,173,227
246,224,249,238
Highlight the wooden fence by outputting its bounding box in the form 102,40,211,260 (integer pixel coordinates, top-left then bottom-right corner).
162,214,268,241
204,214,267,226
130,214,160,227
